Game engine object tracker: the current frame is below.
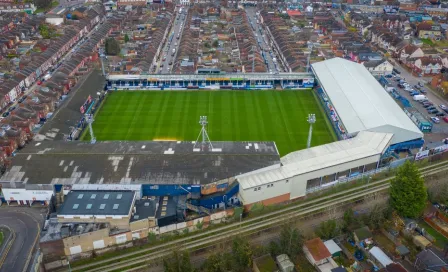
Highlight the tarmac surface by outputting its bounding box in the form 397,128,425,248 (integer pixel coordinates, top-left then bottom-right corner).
0,207,45,272
36,71,106,141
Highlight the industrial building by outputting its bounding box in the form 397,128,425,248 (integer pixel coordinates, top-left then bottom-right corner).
40,189,178,257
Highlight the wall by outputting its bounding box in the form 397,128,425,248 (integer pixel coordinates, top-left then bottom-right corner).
57,215,131,229
63,227,110,255
2,188,53,202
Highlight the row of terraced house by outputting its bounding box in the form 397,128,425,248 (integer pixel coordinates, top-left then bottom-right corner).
0,6,130,161
0,5,106,112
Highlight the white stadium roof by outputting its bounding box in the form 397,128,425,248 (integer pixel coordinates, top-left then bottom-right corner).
311,58,423,145
238,131,393,189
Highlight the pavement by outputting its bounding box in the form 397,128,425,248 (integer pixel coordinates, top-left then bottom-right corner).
0,207,46,272
387,59,448,146
36,71,106,141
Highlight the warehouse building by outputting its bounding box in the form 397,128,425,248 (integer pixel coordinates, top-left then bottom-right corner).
311,57,424,150
40,190,177,257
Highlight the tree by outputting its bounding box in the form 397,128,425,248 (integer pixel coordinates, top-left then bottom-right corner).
315,220,339,240
124,34,130,43
212,40,219,47
279,224,304,258
163,250,195,272
105,38,120,56
231,236,253,272
201,252,232,272
390,161,427,218
342,208,356,233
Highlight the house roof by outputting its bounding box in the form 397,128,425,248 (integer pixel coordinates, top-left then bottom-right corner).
324,240,342,255
385,263,407,272
370,247,393,267
354,226,373,240
305,238,331,262
416,250,447,272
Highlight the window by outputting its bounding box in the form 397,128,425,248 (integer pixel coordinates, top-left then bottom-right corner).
73,204,79,209
104,194,110,199
77,194,84,199
90,194,96,199
286,180,289,183
258,187,261,190
117,193,122,200
99,204,106,210
254,188,257,191
113,204,119,210
86,204,92,210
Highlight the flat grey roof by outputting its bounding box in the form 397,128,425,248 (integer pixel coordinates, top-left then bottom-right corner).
1,140,280,185
58,190,135,216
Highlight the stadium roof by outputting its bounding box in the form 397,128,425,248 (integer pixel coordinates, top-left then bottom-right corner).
311,58,423,145
1,140,280,186
58,190,135,216
238,131,393,189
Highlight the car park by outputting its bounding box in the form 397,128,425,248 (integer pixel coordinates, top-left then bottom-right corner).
431,117,440,123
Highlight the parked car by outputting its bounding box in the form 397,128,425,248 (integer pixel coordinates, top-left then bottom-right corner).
428,109,439,114
37,80,42,85
414,85,420,89
423,104,432,108
436,112,445,117
443,116,448,123
393,68,401,74
427,106,436,110
420,89,427,94
8,106,16,112
2,112,9,117
431,117,440,123
440,104,447,110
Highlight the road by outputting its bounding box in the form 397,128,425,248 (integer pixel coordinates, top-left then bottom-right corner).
157,7,188,74
245,7,279,73
0,208,44,272
244,7,282,73
387,59,448,145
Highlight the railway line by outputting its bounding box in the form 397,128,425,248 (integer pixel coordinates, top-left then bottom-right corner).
69,161,448,272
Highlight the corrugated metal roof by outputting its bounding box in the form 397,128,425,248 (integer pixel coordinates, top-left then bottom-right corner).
238,131,392,189
311,58,423,144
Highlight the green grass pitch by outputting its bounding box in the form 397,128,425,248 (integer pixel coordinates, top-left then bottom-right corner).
91,90,336,155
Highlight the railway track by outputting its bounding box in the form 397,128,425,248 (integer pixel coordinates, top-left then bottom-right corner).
70,161,448,272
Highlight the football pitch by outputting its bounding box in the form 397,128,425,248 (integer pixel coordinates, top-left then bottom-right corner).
90,90,336,155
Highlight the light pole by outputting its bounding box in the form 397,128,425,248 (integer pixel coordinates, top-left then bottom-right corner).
307,114,316,149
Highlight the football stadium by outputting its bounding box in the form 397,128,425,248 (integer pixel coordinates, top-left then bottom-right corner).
88,90,336,155
0,58,425,213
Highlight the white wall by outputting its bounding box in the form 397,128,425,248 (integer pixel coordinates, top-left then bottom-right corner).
238,154,380,206
2,188,53,202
